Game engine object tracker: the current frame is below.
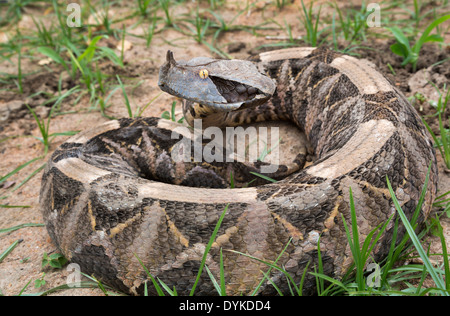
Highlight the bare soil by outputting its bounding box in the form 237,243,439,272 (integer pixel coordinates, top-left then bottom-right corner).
0,0,449,295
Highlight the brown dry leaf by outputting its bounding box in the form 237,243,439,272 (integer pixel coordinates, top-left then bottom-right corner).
117,40,133,52
38,58,53,66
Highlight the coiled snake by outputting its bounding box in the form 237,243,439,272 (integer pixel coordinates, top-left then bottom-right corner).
39,47,438,295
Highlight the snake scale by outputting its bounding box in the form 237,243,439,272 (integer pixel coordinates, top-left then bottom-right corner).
39,47,438,295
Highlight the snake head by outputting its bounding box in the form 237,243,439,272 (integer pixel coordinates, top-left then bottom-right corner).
158,50,276,112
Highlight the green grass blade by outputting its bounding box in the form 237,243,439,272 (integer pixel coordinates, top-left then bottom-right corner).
78,35,104,63
340,187,365,291
308,272,351,294
27,281,113,296
144,281,148,296
438,112,450,168
37,47,69,72
386,176,448,296
25,104,46,144
229,249,301,295
136,92,162,117
205,265,223,295
11,162,47,193
49,131,79,138
99,46,124,67
250,237,294,296
219,248,226,295
386,26,414,65
230,171,235,189
260,269,284,295
0,157,43,186
17,279,32,296
349,187,364,291
298,260,310,296
134,253,165,296
189,204,229,296
117,75,133,118
0,223,44,234
67,49,85,77
157,277,177,296
383,218,400,287
313,5,322,46
413,14,450,54
434,217,450,291
0,204,31,209
249,172,277,183
0,239,22,263
80,273,110,296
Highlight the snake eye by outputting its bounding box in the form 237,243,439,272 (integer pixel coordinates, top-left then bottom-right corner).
199,69,209,79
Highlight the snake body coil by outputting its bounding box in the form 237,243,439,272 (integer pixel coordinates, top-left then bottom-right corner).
40,47,438,295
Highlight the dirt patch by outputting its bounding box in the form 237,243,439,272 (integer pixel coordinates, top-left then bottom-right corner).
0,1,450,296
350,42,450,133
352,42,450,93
